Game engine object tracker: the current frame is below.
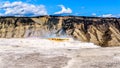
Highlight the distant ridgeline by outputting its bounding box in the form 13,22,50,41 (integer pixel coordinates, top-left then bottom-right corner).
0,15,120,47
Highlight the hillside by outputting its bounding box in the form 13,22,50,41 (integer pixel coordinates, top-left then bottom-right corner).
0,16,120,47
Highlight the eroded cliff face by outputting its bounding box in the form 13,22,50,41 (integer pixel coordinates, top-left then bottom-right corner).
0,16,120,47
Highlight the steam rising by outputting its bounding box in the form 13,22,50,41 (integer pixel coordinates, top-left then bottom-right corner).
0,28,100,49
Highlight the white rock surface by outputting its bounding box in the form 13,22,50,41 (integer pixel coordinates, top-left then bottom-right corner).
0,38,120,68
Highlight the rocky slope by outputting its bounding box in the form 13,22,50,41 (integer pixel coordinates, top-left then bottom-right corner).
0,16,120,47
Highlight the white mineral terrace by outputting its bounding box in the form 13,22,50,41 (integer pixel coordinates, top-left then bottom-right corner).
0,38,120,68
0,38,99,49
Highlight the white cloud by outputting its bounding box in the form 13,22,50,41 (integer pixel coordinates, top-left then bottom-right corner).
101,14,116,17
115,14,120,17
92,13,96,16
54,5,72,14
0,1,47,16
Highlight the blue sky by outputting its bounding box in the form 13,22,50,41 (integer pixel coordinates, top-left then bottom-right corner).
0,0,120,17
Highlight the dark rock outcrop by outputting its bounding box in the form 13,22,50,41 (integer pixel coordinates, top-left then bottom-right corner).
0,16,120,47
